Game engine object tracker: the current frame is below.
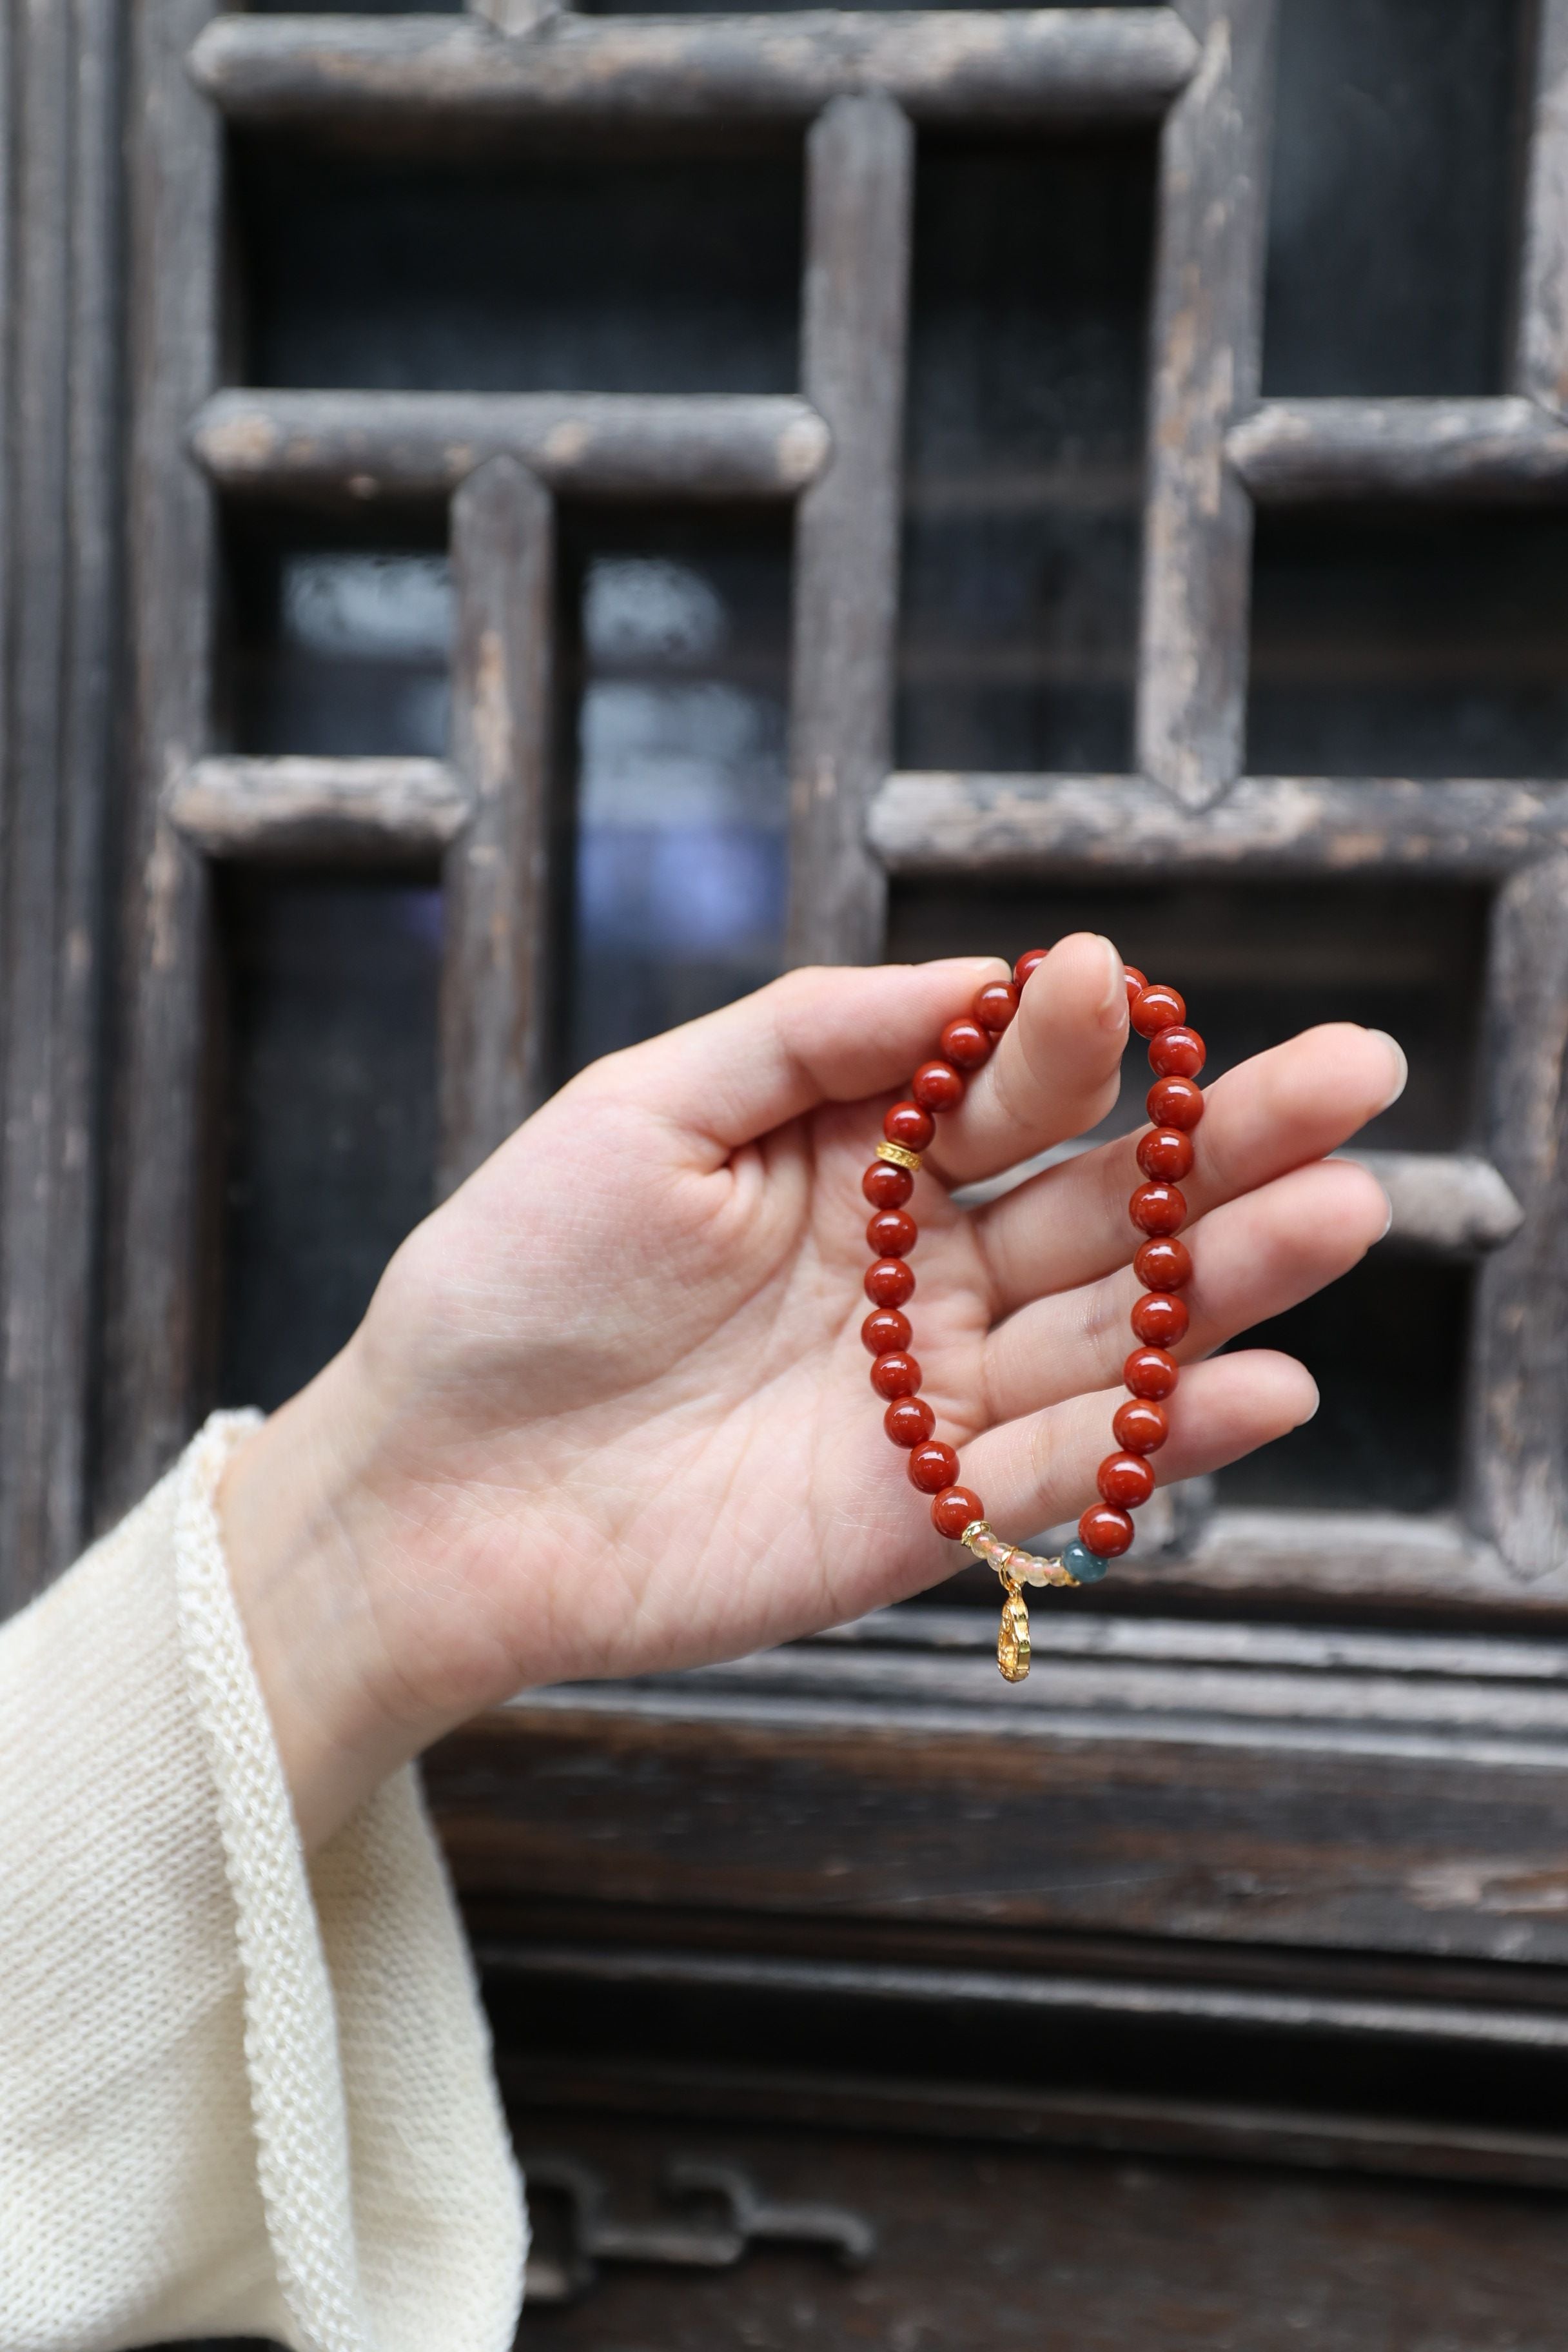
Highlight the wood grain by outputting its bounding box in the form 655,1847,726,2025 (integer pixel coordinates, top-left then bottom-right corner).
440,458,555,1195
190,389,830,507
1228,395,1568,502
787,93,911,965
1516,0,1568,415
166,756,468,863
1136,0,1277,808
188,10,1202,130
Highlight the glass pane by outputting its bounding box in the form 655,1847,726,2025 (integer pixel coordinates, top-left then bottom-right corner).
1248,506,1568,779
216,874,442,1413
221,525,452,758
558,509,792,1074
898,133,1154,773
1262,0,1526,395
233,141,801,395
887,876,1488,1516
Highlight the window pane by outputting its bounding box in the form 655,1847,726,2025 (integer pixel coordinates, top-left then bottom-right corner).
1248,507,1568,779
1262,0,1525,395
558,509,792,1073
216,874,441,1412
898,134,1153,773
233,142,801,395
222,525,452,758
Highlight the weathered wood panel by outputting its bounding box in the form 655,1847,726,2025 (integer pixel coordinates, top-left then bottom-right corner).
787,93,911,965
165,756,467,863
1136,0,1277,808
189,10,1202,130
868,769,1568,877
1228,395,1568,503
440,458,554,1193
1467,854,1568,1580
190,389,830,508
99,0,220,1524
1516,0,1568,415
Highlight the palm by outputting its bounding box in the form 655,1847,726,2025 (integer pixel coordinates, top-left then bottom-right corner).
339,941,1400,1710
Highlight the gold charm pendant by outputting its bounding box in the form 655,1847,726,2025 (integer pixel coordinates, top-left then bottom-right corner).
997,1579,1031,1683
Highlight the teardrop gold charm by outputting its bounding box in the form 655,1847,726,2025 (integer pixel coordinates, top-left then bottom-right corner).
997,1580,1031,1683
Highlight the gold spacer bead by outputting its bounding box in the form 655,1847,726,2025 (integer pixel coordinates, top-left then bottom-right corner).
876,1139,922,1173
959,1518,992,1554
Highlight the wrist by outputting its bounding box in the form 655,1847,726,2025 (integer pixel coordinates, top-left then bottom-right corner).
217,1342,438,1849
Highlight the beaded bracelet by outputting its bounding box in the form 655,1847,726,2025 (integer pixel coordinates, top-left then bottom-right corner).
860,948,1204,1684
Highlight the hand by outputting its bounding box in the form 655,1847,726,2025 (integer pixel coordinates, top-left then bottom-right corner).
219,935,1402,1848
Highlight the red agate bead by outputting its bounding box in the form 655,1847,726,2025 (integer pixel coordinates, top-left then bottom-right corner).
863,1160,914,1210
973,981,1019,1032
1130,1182,1186,1236
865,1257,915,1308
862,1307,912,1356
1137,1126,1193,1182
1131,984,1186,1038
932,1484,984,1538
867,1207,917,1258
941,1017,992,1070
870,1352,921,1400
885,1101,935,1152
1149,1025,1206,1079
908,1440,959,1494
1135,1236,1193,1292
1097,1451,1155,1509
1013,949,1050,988
885,1396,936,1448
912,1060,965,1113
1130,1291,1188,1348
1147,1075,1204,1130
1079,1504,1135,1558
1124,1346,1179,1400
1122,963,1148,1010
1113,1398,1169,1453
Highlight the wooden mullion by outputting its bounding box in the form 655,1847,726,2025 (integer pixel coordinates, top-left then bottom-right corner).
1137,0,1279,808
788,93,913,965
100,0,221,1522
1229,395,1568,502
440,457,555,1195
167,756,468,865
1516,0,1568,413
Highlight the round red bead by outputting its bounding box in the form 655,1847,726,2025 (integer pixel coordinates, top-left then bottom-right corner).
1149,1024,1206,1080
1130,1181,1186,1236
1013,950,1050,989
1113,1397,1169,1453
973,981,1019,1033
1130,1291,1188,1348
885,1101,936,1152
912,1060,965,1113
1097,1451,1156,1509
932,1484,984,1538
1130,984,1186,1039
908,1440,959,1494
862,1307,912,1356
867,1207,917,1259
871,1351,921,1401
1137,1126,1194,1182
865,1257,915,1308
941,1017,993,1071
863,1159,914,1211
1079,1504,1135,1558
1135,1236,1193,1292
1124,1345,1179,1400
885,1396,936,1448
1146,1075,1204,1131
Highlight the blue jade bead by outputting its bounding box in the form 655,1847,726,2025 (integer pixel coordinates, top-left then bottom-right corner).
1063,1539,1111,1585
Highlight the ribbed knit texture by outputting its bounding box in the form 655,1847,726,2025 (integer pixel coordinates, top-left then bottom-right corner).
0,1413,527,2352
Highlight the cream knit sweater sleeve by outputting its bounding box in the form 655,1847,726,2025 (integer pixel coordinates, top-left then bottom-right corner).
0,1411,527,2352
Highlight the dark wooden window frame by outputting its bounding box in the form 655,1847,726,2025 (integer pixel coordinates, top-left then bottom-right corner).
90,0,1568,1625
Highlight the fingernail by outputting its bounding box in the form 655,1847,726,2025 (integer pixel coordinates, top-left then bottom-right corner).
1368,1029,1407,1110
1095,935,1127,1026
1300,1380,1321,1424
1376,1184,1393,1242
